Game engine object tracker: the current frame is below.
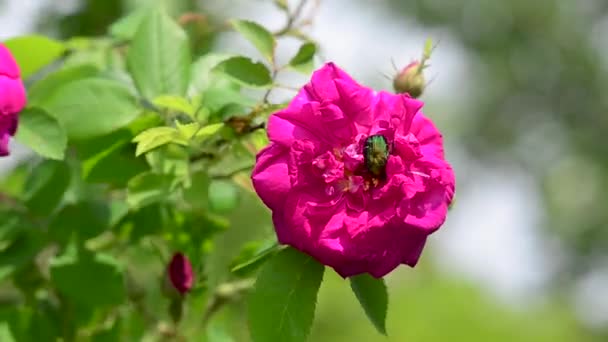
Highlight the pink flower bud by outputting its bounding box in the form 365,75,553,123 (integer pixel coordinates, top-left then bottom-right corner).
167,253,194,295
393,61,425,98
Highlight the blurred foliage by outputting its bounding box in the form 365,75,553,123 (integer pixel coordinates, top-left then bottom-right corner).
389,0,608,282
0,0,606,341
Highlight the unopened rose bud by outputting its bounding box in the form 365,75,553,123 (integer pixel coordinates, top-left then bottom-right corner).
166,252,194,295
393,61,425,98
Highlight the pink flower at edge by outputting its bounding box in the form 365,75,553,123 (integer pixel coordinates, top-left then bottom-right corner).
252,62,455,278
167,253,194,295
0,43,26,157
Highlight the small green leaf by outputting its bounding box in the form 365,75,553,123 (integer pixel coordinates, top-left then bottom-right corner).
248,248,324,342
50,248,126,308
15,108,67,160
231,20,276,62
289,42,316,73
132,127,180,156
153,95,196,117
4,35,66,78
175,121,200,140
195,123,224,139
349,273,388,335
127,172,175,209
40,78,139,140
208,180,239,214
213,56,272,88
127,8,191,98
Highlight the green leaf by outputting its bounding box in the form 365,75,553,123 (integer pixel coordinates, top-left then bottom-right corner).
28,64,99,106
132,126,180,156
109,8,148,40
127,172,175,209
23,160,70,216
230,239,281,276
349,273,388,335
208,180,239,214
230,20,276,62
50,248,126,308
41,78,139,140
188,53,234,96
182,170,210,209
248,248,324,342
78,114,161,185
289,42,316,73
213,56,272,88
15,108,67,160
0,231,43,282
153,95,196,117
127,8,191,98
195,123,225,139
49,202,113,245
4,35,65,78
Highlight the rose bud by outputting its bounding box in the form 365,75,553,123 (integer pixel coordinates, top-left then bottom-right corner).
0,43,26,157
393,61,425,98
252,63,455,278
166,252,194,295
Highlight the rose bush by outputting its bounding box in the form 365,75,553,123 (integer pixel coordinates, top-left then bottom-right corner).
252,63,455,278
0,43,26,156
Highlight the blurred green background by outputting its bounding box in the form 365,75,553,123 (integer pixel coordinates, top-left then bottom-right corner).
1,0,607,341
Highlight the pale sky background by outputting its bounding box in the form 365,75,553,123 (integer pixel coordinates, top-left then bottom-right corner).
1,0,604,327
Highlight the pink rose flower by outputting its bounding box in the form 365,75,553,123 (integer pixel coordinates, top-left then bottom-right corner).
0,43,26,157
252,63,455,278
167,252,194,295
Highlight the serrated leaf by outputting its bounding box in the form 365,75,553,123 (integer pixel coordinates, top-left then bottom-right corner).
213,56,272,88
15,108,67,160
349,273,388,335
40,78,139,140
132,127,179,156
4,35,66,79
289,42,316,73
248,248,324,342
127,8,191,98
126,172,175,209
231,20,276,62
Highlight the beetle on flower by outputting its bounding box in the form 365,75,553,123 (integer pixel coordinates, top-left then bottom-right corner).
252,63,455,278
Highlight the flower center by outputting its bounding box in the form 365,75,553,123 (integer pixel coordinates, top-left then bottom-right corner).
363,134,389,179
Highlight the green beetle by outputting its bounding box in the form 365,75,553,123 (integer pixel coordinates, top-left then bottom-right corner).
363,134,389,177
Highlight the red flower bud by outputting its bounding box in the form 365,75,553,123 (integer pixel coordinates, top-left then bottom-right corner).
167,253,194,295
393,61,425,98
